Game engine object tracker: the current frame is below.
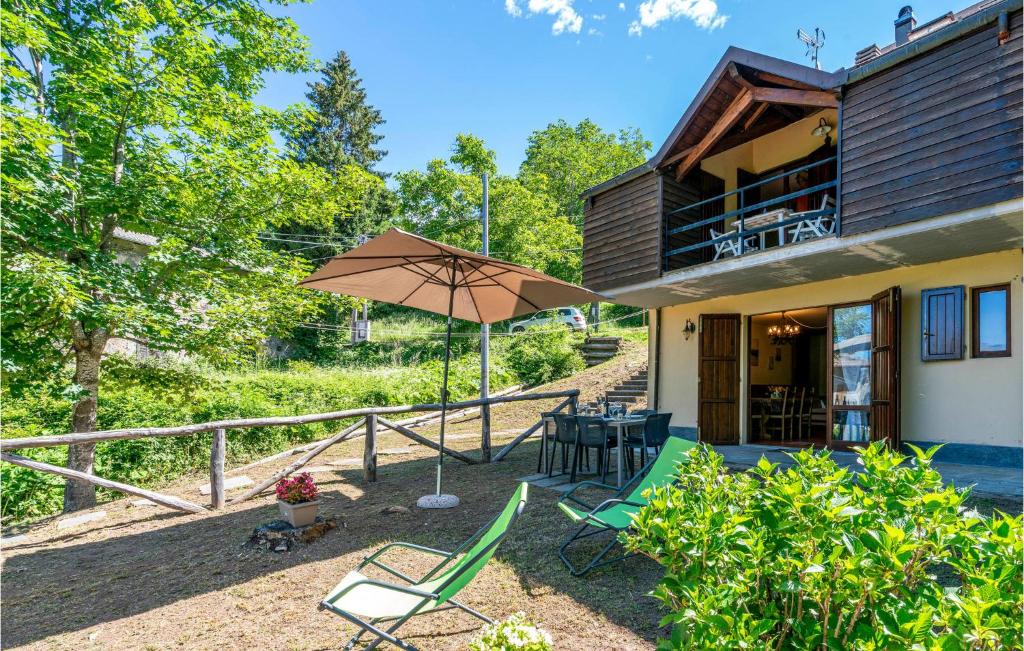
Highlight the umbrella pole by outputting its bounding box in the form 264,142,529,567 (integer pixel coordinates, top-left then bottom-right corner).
418,284,459,509
436,296,454,496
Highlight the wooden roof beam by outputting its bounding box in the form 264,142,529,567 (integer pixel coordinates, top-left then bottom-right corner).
751,70,818,90
675,88,754,181
742,102,769,131
751,87,838,108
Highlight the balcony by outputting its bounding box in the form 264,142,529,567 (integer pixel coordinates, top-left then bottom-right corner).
663,155,838,271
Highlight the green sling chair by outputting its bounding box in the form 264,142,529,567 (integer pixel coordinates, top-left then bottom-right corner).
557,436,696,576
319,482,528,650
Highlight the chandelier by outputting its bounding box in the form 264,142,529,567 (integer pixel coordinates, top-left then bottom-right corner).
767,312,801,345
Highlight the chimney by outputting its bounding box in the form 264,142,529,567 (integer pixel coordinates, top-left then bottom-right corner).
855,44,882,66
894,6,916,45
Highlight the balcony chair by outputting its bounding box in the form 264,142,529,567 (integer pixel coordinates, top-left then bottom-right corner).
709,227,760,260
788,195,837,243
557,437,696,576
319,483,528,651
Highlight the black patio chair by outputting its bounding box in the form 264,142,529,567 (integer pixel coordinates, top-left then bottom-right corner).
625,413,673,476
547,413,578,477
574,415,613,484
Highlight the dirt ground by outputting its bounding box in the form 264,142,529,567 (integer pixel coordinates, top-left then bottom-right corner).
1,343,660,650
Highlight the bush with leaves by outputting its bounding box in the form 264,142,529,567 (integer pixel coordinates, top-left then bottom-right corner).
469,612,553,651
500,328,584,387
625,443,1023,650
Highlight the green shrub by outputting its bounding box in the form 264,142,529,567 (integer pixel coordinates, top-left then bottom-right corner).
469,612,553,651
0,356,512,521
625,443,1023,650
501,328,584,386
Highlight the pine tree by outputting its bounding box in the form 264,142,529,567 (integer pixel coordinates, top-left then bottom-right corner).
291,51,388,175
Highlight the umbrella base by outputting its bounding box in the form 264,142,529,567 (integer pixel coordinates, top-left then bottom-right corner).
416,494,460,509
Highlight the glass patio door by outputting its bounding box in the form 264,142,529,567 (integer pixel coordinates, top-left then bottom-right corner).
827,303,872,447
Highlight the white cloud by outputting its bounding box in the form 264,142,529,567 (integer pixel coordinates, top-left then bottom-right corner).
588,27,604,36
628,0,727,36
618,2,626,10
505,0,583,35
592,13,606,20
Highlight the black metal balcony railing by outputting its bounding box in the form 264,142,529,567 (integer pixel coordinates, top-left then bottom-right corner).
663,156,838,270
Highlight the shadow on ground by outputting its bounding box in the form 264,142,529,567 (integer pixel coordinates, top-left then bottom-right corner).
1,439,664,649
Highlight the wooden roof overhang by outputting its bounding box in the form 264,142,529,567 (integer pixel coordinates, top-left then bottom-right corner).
651,48,845,181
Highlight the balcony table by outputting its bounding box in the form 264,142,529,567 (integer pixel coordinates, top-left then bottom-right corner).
741,208,791,251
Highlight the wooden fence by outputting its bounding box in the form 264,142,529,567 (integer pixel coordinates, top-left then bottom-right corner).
0,388,578,514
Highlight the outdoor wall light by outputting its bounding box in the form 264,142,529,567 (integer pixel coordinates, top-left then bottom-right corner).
683,318,696,340
812,117,833,146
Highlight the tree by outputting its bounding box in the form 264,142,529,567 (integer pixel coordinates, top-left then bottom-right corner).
394,134,582,283
283,50,394,250
2,0,379,510
290,51,387,175
519,119,650,219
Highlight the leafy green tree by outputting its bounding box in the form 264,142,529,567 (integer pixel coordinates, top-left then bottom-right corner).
520,118,650,218
395,134,582,282
2,0,377,510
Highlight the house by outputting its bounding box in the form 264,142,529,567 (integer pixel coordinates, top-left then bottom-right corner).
582,1,1022,467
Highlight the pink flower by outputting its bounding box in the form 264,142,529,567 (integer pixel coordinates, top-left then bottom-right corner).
275,473,319,504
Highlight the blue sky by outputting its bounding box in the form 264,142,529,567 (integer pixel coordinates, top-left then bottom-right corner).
260,0,959,177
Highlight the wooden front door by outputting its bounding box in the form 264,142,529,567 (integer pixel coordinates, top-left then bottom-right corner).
870,286,902,448
698,314,740,444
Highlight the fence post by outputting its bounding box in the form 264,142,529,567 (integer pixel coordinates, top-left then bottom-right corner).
364,414,377,482
481,401,492,463
210,428,226,509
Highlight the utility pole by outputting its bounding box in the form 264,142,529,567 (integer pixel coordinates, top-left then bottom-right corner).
480,173,491,462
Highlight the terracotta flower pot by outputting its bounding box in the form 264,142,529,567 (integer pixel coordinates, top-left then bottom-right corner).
278,499,319,527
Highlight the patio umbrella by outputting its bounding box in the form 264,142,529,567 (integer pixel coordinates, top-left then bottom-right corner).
299,228,604,508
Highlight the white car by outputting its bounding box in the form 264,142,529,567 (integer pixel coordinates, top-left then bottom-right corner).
508,307,587,333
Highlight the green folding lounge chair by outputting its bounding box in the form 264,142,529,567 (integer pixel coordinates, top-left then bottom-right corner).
319,483,528,650
557,436,696,576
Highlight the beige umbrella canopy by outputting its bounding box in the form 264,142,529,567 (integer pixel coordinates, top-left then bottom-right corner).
299,228,605,507
299,228,603,323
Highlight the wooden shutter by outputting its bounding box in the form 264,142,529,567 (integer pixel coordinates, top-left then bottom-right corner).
871,287,901,448
921,286,964,361
698,314,740,445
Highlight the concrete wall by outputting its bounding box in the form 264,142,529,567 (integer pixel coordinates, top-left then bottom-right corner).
650,249,1022,449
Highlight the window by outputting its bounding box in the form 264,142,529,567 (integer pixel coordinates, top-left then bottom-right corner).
971,283,1011,358
921,286,964,361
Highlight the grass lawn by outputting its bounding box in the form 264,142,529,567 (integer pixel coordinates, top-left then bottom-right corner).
1,344,659,650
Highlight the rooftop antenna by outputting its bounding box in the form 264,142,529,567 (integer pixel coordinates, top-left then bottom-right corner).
797,27,826,69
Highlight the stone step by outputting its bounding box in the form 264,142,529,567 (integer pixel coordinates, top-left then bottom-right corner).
585,336,622,344
608,389,646,397
584,351,617,360
582,343,620,351
605,396,637,404
620,380,648,387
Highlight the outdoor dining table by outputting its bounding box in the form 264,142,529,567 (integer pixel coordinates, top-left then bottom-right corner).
603,415,648,487
539,413,648,487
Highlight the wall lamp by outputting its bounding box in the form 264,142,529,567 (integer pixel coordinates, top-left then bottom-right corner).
683,318,696,340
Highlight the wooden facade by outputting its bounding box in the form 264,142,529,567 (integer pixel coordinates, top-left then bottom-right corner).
581,5,1022,292
841,10,1023,234
581,170,661,291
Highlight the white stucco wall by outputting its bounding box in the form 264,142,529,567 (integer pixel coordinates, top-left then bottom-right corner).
650,249,1023,448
